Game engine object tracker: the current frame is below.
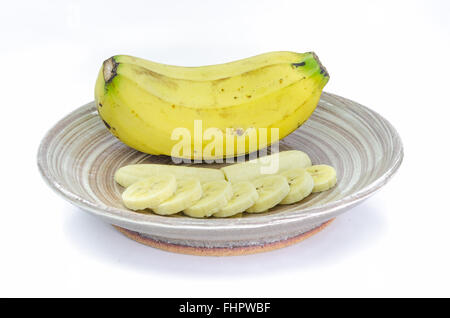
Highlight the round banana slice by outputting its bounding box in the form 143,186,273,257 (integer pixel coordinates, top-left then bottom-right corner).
183,180,233,218
306,165,337,192
279,168,314,204
121,174,176,210
152,178,202,215
213,181,259,218
246,175,290,213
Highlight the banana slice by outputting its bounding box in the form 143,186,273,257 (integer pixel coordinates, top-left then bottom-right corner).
221,150,311,183
306,165,337,192
121,174,176,210
114,164,224,188
152,178,202,215
246,175,290,213
183,180,233,218
279,168,314,204
213,181,259,217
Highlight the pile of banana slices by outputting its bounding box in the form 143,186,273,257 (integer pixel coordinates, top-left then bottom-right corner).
115,151,337,218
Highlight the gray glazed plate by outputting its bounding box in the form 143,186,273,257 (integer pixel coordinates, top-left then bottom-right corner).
37,92,403,255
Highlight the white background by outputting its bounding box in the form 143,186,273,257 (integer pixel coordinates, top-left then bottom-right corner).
1,0,449,297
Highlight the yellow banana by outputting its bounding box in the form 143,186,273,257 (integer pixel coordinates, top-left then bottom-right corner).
95,51,329,159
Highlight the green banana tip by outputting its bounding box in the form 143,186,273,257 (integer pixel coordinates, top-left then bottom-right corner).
309,52,329,79
293,52,330,80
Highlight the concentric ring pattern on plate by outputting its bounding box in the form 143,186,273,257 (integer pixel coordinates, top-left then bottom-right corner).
38,92,403,245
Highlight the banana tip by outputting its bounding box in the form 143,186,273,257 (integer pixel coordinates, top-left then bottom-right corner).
307,52,329,78
103,57,119,83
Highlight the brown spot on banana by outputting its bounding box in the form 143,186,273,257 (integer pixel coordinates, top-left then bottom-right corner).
102,119,111,130
292,61,305,67
219,111,232,118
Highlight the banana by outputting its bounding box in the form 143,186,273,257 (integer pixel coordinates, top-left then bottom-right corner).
114,164,224,187
246,175,290,213
213,181,259,217
279,168,314,204
152,178,202,215
220,150,311,183
183,180,233,218
121,174,176,210
95,51,329,159
306,165,337,192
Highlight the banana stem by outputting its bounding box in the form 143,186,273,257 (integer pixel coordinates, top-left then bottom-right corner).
103,57,119,83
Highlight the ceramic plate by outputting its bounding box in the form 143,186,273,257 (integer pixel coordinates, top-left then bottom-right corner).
37,92,403,255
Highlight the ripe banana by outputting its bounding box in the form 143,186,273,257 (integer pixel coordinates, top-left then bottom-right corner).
152,178,202,215
246,175,290,213
213,181,259,217
220,150,311,183
279,168,314,204
114,164,224,187
183,180,233,218
121,174,176,210
306,165,337,192
95,51,329,159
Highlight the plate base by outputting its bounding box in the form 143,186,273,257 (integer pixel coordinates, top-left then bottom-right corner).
114,218,334,256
